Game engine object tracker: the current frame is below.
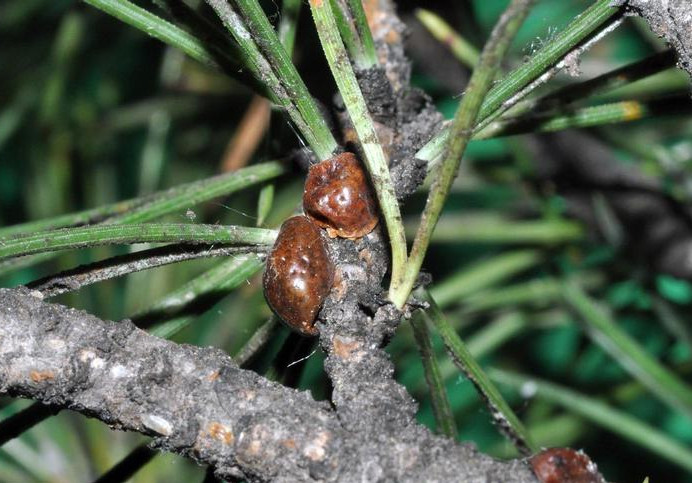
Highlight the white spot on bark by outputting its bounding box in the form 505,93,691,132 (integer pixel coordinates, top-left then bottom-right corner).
79,350,95,362
47,339,66,350
110,365,130,378
303,431,330,461
142,414,173,436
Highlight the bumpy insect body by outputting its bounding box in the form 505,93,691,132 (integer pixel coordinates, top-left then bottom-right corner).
530,448,603,483
303,152,379,239
263,216,334,336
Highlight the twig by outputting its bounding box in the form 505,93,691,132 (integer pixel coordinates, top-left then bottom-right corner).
91,313,279,482
0,288,538,482
27,245,265,298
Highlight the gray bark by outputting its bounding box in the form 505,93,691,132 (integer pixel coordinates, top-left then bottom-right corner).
0,288,537,482
615,0,692,82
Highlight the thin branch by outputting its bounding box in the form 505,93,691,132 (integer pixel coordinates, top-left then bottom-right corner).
0,288,538,482
26,245,265,298
91,312,280,482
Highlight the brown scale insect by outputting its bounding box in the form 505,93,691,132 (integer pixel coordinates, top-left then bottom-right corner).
263,215,334,336
530,447,604,483
303,152,379,239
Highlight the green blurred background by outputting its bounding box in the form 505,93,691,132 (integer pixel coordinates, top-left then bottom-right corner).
1,0,692,481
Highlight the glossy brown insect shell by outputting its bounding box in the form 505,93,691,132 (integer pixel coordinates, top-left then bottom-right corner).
303,152,379,239
263,216,334,336
530,447,603,483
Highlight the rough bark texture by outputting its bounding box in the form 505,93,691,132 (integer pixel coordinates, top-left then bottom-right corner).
15,0,689,480
0,5,541,482
614,0,692,82
0,288,537,482
0,1,548,480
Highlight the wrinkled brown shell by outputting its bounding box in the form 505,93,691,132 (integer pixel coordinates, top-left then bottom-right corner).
530,448,603,483
303,152,379,239
263,216,334,336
